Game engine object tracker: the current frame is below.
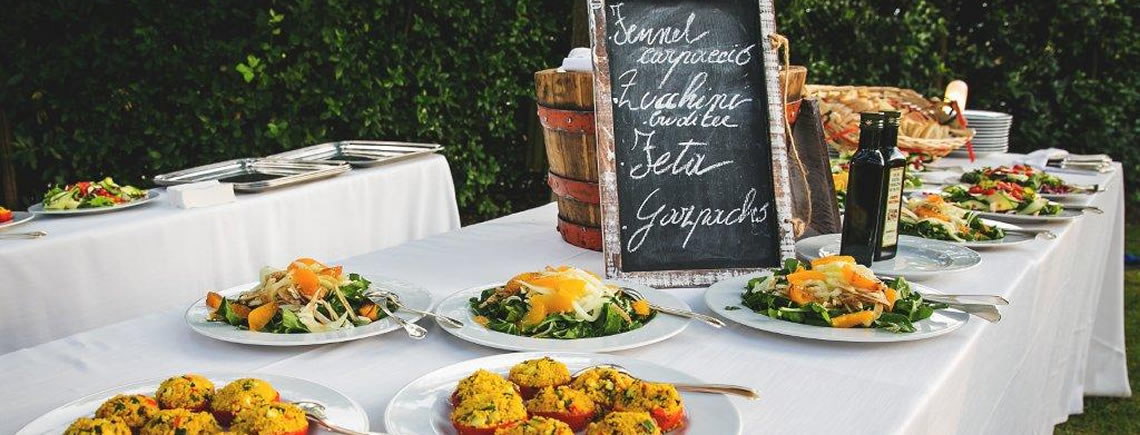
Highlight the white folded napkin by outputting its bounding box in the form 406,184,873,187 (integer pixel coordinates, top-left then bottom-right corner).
559,47,593,73
167,180,236,209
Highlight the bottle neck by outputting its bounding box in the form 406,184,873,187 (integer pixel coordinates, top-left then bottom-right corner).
858,127,882,151
879,126,898,152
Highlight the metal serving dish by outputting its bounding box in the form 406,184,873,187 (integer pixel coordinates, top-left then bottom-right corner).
268,140,443,167
153,159,351,192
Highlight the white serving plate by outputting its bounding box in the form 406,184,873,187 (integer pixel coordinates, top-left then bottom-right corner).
797,234,982,279
0,211,34,230
385,352,743,435
956,219,1036,248
186,275,432,346
17,373,369,434
433,281,690,352
705,274,969,343
28,190,161,215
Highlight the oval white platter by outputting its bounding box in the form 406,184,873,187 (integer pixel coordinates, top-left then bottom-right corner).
797,234,982,279
705,274,969,343
385,351,742,435
186,275,431,346
0,211,35,230
28,190,161,215
433,281,690,352
17,372,369,434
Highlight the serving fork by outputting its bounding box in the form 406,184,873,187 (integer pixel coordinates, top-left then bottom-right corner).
373,296,428,340
0,231,47,240
571,363,759,400
618,286,726,328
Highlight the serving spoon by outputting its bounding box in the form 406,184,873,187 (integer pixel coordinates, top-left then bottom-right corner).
375,297,428,339
294,401,388,435
572,363,759,400
367,288,463,328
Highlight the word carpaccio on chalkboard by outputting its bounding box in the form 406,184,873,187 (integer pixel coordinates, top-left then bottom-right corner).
591,0,796,287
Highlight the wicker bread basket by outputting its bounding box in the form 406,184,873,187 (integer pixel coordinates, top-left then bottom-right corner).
807,85,974,158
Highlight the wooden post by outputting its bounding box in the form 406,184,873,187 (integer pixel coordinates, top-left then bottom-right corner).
0,111,17,207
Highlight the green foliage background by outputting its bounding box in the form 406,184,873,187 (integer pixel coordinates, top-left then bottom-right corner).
1,0,1136,222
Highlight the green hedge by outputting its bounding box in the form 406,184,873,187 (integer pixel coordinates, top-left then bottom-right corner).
2,1,1136,222
1,0,569,221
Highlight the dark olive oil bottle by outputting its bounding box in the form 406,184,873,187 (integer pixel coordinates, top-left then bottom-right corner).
840,113,887,266
874,111,907,261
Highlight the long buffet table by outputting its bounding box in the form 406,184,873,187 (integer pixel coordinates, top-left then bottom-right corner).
0,153,1129,434
0,154,460,354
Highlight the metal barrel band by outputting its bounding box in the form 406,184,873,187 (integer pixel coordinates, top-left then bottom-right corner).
537,105,596,134
556,217,603,251
547,171,601,204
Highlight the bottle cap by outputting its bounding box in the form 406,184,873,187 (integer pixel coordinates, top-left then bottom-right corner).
881,111,901,126
860,112,885,127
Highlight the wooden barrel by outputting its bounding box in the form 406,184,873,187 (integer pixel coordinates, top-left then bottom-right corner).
535,68,601,251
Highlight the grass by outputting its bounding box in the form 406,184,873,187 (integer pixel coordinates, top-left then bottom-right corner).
1054,219,1139,433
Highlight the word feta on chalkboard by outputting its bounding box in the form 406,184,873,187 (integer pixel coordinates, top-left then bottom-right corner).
590,0,795,287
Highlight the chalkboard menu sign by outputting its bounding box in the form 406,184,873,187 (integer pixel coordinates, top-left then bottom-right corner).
589,0,796,287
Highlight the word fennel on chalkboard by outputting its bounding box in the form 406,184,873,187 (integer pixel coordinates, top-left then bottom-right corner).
590,0,796,287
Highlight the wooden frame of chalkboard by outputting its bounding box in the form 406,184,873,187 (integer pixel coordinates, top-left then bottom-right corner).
588,0,797,287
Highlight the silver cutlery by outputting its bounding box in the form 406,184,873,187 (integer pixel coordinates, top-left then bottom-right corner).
1002,228,1056,240
294,401,388,435
367,288,463,328
619,286,726,328
0,231,47,240
922,294,1008,306
935,302,1001,323
572,363,759,400
375,297,428,339
1062,205,1103,214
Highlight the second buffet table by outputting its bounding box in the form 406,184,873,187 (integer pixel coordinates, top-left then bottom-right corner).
0,153,460,354
0,154,1128,434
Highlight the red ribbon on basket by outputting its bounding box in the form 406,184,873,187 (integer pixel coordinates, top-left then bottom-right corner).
949,100,974,162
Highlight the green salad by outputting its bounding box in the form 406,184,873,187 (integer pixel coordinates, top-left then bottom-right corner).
469,267,656,339
740,258,947,333
43,177,147,210
943,182,1062,216
900,195,1006,242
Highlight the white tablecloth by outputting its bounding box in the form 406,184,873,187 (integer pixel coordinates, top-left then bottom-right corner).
0,154,460,354
0,154,1128,434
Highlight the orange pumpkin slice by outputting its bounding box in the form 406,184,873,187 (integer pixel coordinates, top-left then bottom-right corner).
787,285,813,305
842,266,880,290
247,302,278,332
787,270,827,286
810,256,856,268
885,287,899,310
205,292,224,312
830,310,876,328
292,267,322,298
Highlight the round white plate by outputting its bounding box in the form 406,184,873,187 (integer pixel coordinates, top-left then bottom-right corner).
1039,191,1095,201
947,149,1005,158
705,274,969,343
186,275,432,346
28,190,161,215
0,211,34,230
434,281,690,352
16,372,369,434
797,234,982,279
384,351,742,435
971,208,1083,223
963,109,1013,119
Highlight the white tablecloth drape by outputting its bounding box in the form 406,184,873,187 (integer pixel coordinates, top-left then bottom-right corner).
0,154,1127,434
0,154,460,354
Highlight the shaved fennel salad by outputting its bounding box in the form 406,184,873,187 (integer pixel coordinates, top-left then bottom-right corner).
205,258,393,333
469,266,656,339
741,257,947,333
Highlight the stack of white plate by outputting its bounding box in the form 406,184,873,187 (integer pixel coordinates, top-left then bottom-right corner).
950,110,1012,157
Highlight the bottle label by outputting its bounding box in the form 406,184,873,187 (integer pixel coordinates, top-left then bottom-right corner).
881,167,905,248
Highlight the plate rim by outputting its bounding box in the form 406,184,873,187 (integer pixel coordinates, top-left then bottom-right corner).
383,351,743,435
16,371,370,434
0,211,35,230
28,190,161,215
433,281,691,352
799,234,982,278
184,274,432,346
704,274,970,343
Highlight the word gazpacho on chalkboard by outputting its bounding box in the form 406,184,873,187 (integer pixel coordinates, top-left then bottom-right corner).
590,0,796,287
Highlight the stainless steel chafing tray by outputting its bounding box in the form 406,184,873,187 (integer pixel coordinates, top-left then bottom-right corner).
153,158,351,192
268,140,444,167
